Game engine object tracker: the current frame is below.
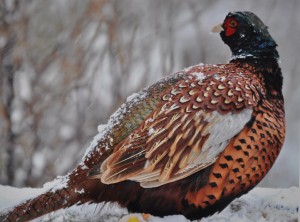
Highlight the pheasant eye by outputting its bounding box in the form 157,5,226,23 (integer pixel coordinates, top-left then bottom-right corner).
224,18,239,36
229,19,238,28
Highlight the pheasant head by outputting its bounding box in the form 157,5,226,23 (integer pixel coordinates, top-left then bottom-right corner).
213,11,279,59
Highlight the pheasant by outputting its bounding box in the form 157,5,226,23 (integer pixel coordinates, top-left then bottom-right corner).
1,11,285,221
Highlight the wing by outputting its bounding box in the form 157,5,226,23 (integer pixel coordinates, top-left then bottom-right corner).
98,64,262,188
82,71,187,165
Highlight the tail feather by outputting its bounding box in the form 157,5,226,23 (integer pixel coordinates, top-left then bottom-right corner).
1,178,91,222
0,143,112,221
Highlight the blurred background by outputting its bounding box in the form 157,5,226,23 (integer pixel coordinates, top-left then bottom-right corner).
0,0,298,188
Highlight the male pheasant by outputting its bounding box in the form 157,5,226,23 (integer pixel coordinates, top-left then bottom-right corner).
1,11,285,221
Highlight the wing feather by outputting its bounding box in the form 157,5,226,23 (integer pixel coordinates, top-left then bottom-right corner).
99,65,260,188
100,107,252,187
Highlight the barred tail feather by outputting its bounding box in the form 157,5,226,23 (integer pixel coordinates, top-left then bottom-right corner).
0,177,94,222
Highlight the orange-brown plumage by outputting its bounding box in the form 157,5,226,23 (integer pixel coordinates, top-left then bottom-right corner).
1,11,285,221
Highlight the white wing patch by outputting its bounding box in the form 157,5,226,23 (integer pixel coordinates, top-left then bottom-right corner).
201,109,252,159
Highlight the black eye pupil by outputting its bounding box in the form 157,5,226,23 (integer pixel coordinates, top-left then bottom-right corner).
230,21,237,27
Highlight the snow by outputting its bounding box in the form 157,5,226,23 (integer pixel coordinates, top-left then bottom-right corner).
43,175,70,192
75,188,85,194
148,127,155,135
213,74,226,82
192,72,206,81
230,53,256,60
126,93,145,103
0,175,69,213
0,185,298,222
183,63,204,73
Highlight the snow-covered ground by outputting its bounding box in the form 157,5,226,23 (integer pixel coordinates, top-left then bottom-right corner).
0,185,298,222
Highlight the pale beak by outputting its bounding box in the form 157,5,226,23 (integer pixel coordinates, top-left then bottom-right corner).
211,24,224,33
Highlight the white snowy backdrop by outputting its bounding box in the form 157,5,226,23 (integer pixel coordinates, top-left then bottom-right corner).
0,0,299,221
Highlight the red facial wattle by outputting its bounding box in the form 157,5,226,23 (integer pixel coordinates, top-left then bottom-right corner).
224,18,239,36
